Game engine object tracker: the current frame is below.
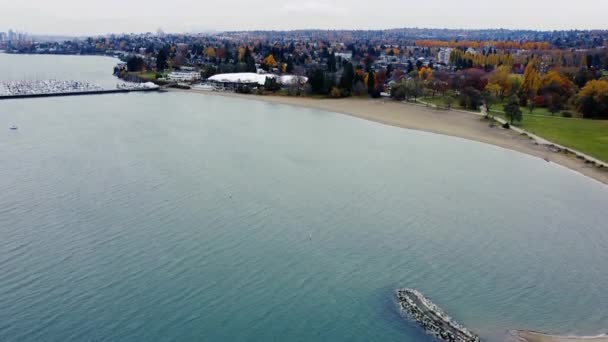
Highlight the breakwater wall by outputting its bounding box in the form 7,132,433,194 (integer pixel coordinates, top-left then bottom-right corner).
397,288,480,342
0,88,159,100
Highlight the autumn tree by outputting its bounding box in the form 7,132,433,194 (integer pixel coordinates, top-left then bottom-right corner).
262,54,277,71
487,65,512,100
375,70,387,94
418,66,433,82
577,80,608,119
204,47,216,58
538,70,576,114
522,59,541,103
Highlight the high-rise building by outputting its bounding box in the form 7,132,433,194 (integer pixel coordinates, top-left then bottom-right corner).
0,32,6,42
8,30,16,42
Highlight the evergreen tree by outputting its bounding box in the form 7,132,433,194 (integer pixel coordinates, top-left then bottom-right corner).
244,47,257,73
339,62,354,92
504,95,523,124
367,71,376,96
308,68,326,95
156,46,169,71
406,61,414,74
286,58,294,73
327,52,337,72
126,56,146,72
264,77,280,92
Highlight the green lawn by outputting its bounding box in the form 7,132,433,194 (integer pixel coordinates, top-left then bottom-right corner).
508,115,608,162
421,96,608,162
135,71,158,81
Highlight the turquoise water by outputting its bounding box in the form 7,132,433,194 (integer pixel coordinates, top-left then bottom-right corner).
1,56,608,341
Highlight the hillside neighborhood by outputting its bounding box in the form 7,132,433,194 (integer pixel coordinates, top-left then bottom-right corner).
3,28,608,120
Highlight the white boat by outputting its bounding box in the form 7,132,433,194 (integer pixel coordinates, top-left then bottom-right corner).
9,125,18,130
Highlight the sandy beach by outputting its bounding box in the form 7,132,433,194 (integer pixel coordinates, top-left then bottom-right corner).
516,331,608,342
179,89,608,186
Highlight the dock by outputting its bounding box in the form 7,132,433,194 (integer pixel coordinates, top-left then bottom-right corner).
0,87,160,100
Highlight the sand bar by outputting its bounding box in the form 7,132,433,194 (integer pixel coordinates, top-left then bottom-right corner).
516,331,608,342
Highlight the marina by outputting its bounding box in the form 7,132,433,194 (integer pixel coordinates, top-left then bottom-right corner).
0,79,160,100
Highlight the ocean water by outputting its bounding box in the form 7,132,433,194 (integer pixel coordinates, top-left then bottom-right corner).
1,55,608,341
0,53,119,89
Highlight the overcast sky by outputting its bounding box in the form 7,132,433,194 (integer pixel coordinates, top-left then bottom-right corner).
1,0,607,35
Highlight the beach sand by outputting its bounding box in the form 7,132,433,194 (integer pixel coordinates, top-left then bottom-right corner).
516,331,608,342
179,90,608,186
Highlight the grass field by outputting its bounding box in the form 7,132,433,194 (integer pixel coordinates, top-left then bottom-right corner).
420,96,608,162
509,115,608,162
134,71,158,81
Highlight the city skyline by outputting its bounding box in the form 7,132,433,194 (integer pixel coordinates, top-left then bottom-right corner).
1,0,608,36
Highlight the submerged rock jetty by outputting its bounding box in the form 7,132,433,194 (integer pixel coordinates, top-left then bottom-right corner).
396,288,480,342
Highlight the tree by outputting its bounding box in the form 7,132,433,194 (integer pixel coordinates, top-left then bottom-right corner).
463,68,488,91
126,56,146,72
522,59,541,101
375,70,387,94
286,58,294,73
504,95,523,124
482,90,498,117
538,70,575,113
264,77,280,93
418,66,433,82
406,78,423,101
367,71,376,96
156,46,169,71
244,47,257,73
307,68,326,95
204,47,216,58
339,62,354,93
576,80,608,119
406,60,414,74
488,65,512,100
391,80,407,100
327,52,337,72
262,54,277,71
459,87,483,110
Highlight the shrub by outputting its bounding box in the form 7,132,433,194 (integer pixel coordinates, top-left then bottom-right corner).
329,87,342,98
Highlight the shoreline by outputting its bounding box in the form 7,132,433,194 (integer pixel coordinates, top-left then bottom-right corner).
175,89,608,186
516,331,608,342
